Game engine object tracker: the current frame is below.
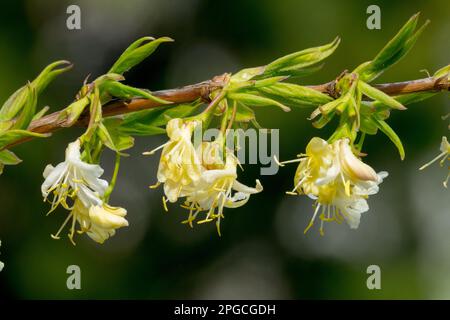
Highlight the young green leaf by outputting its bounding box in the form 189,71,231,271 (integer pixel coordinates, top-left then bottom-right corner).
60,96,91,127
109,36,174,75
373,117,405,159
12,85,37,130
0,149,22,175
0,60,72,121
234,103,255,122
256,82,333,107
32,106,50,121
261,37,340,78
101,81,172,105
359,81,406,110
0,130,50,149
98,122,135,152
0,149,22,165
227,92,291,112
355,13,428,82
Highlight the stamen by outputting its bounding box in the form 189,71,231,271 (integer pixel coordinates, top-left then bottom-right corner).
419,152,446,170
444,171,449,188
149,182,161,189
143,141,171,155
162,196,169,212
51,212,74,240
304,203,321,234
274,155,303,167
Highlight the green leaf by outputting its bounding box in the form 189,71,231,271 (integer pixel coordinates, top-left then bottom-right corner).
231,66,265,82
355,13,428,82
32,60,73,95
60,96,90,127
359,115,379,135
0,149,22,165
358,81,406,110
98,122,135,152
83,88,102,141
32,106,50,121
0,149,22,175
370,91,437,109
228,76,287,91
373,117,405,159
0,60,72,121
0,130,50,149
312,111,336,129
255,82,332,107
227,92,291,112
434,64,450,78
262,37,340,78
101,81,171,105
10,85,37,130
122,102,201,128
234,103,255,122
109,36,174,75
119,123,166,136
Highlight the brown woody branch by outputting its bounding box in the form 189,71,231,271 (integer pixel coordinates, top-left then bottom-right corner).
6,74,449,150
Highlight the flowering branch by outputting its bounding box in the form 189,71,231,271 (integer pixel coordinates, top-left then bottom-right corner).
5,74,448,150
0,13,448,247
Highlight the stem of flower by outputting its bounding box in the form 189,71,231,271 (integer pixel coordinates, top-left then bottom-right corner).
104,152,121,202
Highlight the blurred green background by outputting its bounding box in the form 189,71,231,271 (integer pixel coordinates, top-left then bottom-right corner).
0,0,449,299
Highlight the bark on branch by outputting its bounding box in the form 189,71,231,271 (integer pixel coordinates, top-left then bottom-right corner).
7,74,449,149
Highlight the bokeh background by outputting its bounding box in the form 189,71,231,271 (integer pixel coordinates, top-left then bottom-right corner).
0,0,449,299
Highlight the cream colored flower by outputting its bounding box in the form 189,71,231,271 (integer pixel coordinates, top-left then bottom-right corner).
278,137,387,234
147,130,263,235
52,199,128,244
420,136,450,187
181,142,262,235
42,139,128,244
41,139,108,212
144,118,203,205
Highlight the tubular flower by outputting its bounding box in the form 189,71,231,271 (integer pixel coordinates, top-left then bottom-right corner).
420,136,450,187
279,137,387,235
144,118,203,206
52,199,128,244
41,139,128,244
181,142,263,235
41,139,108,212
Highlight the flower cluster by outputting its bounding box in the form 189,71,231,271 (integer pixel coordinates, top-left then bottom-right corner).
278,137,387,235
41,139,128,244
145,118,262,235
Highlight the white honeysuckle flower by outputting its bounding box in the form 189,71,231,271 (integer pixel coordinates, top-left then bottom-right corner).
52,199,129,244
181,142,263,235
42,139,128,244
41,139,108,212
144,118,203,206
420,136,449,187
278,137,387,234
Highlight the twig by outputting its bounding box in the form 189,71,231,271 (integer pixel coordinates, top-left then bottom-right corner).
5,74,449,150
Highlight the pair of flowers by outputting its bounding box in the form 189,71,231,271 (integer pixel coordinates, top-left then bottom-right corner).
41,139,128,244
145,118,263,235
279,137,388,235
